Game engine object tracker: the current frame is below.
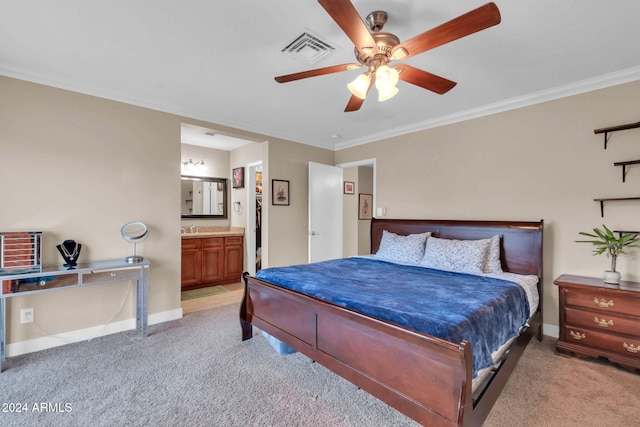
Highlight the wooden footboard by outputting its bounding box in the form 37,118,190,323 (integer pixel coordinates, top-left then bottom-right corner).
241,274,474,426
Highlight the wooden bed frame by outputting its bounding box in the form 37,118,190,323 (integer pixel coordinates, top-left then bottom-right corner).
240,218,544,426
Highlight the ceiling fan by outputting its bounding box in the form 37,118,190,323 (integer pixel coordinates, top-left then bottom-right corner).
275,0,501,112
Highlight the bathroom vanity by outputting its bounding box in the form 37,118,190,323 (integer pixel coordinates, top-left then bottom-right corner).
181,228,244,290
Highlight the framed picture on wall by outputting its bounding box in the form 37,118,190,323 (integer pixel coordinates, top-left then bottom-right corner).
232,167,244,188
272,179,290,206
343,181,355,195
358,193,372,220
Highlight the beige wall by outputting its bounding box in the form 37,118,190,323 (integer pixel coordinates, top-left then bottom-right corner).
180,143,230,226
342,167,358,257
342,164,374,257
0,76,182,344
229,141,265,227
6,73,639,345
336,79,640,329
0,77,283,352
0,75,330,352
357,166,373,255
229,141,266,269
266,139,334,267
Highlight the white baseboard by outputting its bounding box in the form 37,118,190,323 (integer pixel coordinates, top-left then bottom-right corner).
543,323,559,339
6,308,183,358
150,307,183,325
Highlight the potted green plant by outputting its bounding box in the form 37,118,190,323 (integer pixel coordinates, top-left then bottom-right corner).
576,225,640,284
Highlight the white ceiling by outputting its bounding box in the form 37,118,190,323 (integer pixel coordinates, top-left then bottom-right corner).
2,1,640,151
181,123,254,151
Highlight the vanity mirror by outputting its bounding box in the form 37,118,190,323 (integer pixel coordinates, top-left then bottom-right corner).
181,175,228,219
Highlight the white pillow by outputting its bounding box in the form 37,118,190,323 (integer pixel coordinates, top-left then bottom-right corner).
484,235,503,273
375,230,431,264
420,236,491,274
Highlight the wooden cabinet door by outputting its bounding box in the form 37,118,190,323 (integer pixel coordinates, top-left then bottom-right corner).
224,237,244,281
202,237,224,283
181,248,202,289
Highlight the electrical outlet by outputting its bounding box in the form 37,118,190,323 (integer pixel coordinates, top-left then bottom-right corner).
20,308,34,324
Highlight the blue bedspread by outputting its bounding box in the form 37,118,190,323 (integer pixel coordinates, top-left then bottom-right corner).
255,257,530,378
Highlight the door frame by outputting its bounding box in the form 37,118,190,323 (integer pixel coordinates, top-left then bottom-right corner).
337,158,377,208
246,161,262,275
337,158,377,255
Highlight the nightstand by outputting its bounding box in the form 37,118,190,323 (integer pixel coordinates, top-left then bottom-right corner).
554,274,640,372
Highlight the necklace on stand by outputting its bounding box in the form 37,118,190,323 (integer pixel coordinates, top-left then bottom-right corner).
60,241,79,261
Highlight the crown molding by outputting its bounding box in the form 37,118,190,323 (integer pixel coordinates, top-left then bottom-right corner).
334,66,640,151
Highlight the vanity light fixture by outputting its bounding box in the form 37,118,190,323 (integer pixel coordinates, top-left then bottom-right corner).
181,159,205,171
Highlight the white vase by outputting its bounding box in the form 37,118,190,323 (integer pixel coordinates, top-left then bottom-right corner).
603,270,621,284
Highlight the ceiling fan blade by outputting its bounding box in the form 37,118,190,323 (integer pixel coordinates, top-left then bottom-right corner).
318,0,378,54
392,2,501,60
275,63,361,83
344,74,375,112
396,64,456,94
344,95,365,112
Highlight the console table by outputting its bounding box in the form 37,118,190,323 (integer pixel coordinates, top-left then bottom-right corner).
0,259,150,372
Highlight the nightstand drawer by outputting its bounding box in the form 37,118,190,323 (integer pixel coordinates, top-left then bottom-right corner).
562,325,640,358
564,288,639,317
565,307,640,337
82,268,142,285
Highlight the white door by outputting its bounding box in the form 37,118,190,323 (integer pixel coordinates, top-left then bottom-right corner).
308,162,343,263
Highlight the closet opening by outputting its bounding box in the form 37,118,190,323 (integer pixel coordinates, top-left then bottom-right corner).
246,162,263,275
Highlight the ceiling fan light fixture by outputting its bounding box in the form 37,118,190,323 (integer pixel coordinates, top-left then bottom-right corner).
375,64,400,101
347,73,371,99
391,47,408,60
361,47,376,56
276,1,501,112
375,64,399,88
377,85,399,102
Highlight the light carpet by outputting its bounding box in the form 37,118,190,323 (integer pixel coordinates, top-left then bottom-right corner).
1,303,638,426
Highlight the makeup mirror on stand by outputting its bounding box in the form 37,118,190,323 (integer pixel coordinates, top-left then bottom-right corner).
121,221,148,263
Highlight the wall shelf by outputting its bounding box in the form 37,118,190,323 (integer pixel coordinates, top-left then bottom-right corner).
613,160,640,182
594,120,640,149
614,230,640,236
593,197,640,217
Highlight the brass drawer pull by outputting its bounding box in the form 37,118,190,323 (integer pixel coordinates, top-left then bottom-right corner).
623,342,640,354
593,316,614,328
593,297,614,308
570,330,586,341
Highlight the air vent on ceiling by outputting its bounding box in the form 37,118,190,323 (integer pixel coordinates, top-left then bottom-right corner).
280,30,336,65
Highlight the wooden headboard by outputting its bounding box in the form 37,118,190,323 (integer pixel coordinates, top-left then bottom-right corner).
370,218,544,279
